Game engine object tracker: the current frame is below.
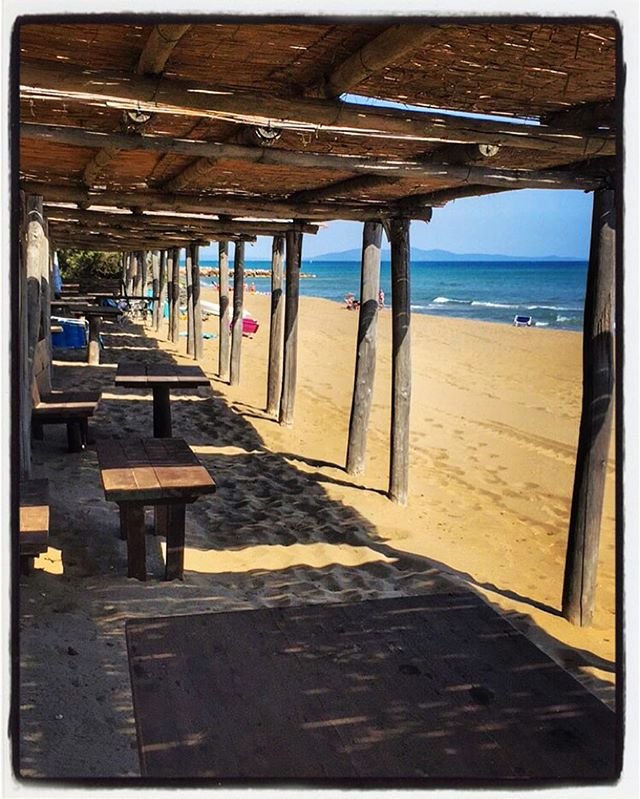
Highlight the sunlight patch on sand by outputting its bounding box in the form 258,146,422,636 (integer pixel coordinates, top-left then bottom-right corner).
34,547,64,575
160,541,396,575
190,444,265,456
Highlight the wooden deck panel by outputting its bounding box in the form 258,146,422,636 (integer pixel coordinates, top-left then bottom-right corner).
126,593,617,782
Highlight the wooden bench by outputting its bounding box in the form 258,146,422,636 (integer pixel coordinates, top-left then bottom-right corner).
97,438,216,581
61,277,124,297
31,339,101,452
19,479,49,574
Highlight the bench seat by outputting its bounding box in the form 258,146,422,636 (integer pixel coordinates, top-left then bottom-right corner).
31,339,101,451
20,478,49,574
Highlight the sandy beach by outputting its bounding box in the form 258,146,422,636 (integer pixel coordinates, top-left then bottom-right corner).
17,289,616,778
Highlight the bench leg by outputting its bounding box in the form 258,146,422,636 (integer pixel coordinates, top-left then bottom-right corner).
164,503,186,581
152,385,172,438
32,420,44,441
81,418,94,446
66,421,84,452
20,555,34,576
120,502,146,581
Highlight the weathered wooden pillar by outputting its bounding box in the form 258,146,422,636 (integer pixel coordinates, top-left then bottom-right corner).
218,241,231,380
41,219,52,386
230,241,245,386
121,252,128,295
191,243,203,360
139,250,148,299
125,252,135,296
19,191,32,477
279,230,303,427
266,234,285,417
132,250,142,297
562,188,616,627
157,250,167,333
151,250,161,330
389,217,411,505
185,246,194,355
166,249,174,340
26,195,45,391
347,221,382,475
169,247,181,344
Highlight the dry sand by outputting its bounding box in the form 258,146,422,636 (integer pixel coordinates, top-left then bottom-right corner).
17,289,616,779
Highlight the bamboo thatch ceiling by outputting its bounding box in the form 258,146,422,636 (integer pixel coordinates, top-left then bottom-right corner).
16,18,618,243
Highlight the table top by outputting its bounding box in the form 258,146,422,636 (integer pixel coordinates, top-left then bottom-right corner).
51,301,123,317
125,592,616,781
97,438,216,503
115,362,210,389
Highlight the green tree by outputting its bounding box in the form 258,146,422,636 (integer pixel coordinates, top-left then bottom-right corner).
57,250,121,280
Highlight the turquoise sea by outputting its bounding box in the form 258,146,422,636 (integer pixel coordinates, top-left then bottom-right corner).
198,259,588,332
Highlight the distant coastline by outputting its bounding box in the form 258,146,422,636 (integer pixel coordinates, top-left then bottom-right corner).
306,247,585,263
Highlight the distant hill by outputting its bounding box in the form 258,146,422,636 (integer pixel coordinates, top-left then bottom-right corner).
309,247,584,263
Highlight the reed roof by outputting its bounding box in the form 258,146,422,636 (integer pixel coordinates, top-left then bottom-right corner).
16,18,619,245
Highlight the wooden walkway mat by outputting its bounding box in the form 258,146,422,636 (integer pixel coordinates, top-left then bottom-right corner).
126,592,618,783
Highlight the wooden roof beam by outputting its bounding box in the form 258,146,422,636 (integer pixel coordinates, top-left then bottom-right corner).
20,59,615,158
313,24,441,99
137,24,191,75
44,206,319,235
541,101,616,132
81,25,191,188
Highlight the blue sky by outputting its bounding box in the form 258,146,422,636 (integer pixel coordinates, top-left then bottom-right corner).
200,189,594,261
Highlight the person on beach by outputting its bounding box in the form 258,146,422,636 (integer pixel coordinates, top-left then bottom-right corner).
378,289,385,309
345,292,360,310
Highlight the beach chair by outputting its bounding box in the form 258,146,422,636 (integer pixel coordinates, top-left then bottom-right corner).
513,315,533,327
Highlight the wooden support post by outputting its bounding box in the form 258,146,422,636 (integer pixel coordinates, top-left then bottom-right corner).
126,251,135,296
185,245,194,355
279,230,303,427
41,220,52,388
166,249,174,340
121,252,128,295
169,247,180,344
19,191,32,477
347,221,382,475
230,241,245,386
389,217,412,505
152,250,161,330
266,234,285,417
26,195,45,400
132,251,142,297
562,188,616,627
87,316,101,366
157,250,167,332
218,241,231,380
139,250,148,300
191,243,203,360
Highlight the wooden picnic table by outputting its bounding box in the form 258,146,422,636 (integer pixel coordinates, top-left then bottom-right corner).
51,300,123,365
125,593,617,781
97,438,215,581
114,362,210,438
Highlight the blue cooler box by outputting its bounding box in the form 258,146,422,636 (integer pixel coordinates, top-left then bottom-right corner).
51,317,88,348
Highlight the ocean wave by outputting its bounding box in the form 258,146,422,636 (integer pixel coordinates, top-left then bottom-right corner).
526,304,582,312
535,321,550,327
431,296,471,305
470,300,517,309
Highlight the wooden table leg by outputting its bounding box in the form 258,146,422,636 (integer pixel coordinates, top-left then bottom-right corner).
154,505,169,536
120,502,147,581
164,503,186,581
87,315,101,365
152,385,172,437
66,421,84,452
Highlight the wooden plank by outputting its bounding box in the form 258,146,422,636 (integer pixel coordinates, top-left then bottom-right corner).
389,217,412,505
347,221,382,475
266,234,285,418
218,240,231,380
562,187,616,626
126,593,617,781
279,230,302,427
230,240,245,386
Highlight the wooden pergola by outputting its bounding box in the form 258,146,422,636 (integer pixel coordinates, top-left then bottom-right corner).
14,18,619,625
